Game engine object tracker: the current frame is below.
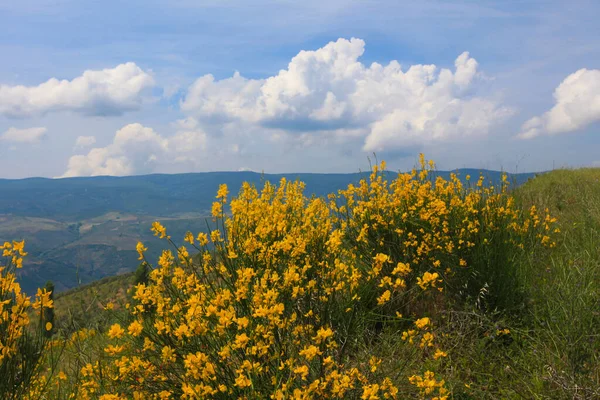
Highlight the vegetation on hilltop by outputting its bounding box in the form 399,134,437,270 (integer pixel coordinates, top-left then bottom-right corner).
2,157,598,399
1,169,537,295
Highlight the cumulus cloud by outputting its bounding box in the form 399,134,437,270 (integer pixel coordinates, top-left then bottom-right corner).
0,62,154,118
181,37,512,151
0,126,47,143
75,135,97,148
518,68,600,139
61,123,207,177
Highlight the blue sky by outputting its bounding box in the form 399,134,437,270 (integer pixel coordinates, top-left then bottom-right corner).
0,0,599,178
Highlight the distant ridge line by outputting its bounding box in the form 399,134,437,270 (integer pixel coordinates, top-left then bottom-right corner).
0,168,544,182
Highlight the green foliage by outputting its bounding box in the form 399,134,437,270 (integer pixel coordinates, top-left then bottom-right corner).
53,273,133,336
43,281,55,338
133,262,149,286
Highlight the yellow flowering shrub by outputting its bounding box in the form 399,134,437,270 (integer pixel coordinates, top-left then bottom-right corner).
332,155,557,313
69,156,556,399
1,155,558,399
0,241,55,399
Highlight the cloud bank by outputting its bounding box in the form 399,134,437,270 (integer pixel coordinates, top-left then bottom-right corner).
60,38,518,177
61,122,207,177
75,136,97,148
0,62,154,118
182,38,512,151
1,127,47,143
519,68,600,139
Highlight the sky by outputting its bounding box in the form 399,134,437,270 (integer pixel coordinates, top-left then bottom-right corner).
0,0,599,178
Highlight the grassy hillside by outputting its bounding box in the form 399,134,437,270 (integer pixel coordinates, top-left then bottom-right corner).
515,168,600,229
512,168,600,397
53,273,134,335
421,167,600,398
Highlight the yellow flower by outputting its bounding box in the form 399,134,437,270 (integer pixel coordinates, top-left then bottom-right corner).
196,232,209,246
162,346,176,363
151,221,167,238
158,391,172,399
420,332,435,348
128,320,143,337
361,383,380,399
369,356,381,372
184,231,194,244
417,272,441,290
314,327,334,344
233,333,250,349
210,230,222,243
136,241,147,260
107,323,125,339
235,373,252,388
377,290,391,305
212,201,223,217
143,337,156,351
434,349,448,359
392,262,411,276
414,317,430,329
12,240,27,256
293,365,309,380
216,184,229,201
496,328,510,336
104,344,125,355
299,345,321,361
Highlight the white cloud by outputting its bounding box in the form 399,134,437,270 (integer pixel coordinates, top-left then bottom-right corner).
518,68,600,139
181,37,512,151
61,123,207,177
0,62,155,118
1,126,47,143
75,135,97,148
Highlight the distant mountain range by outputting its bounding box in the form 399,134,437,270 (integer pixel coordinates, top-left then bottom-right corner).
0,169,539,220
0,169,541,294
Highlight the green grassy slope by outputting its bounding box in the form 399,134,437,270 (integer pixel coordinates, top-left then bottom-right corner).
423,168,600,398
52,272,134,336
514,168,600,397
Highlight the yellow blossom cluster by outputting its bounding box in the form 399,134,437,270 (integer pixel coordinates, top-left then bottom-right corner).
332,155,557,312
409,371,449,400
74,156,555,399
2,155,558,399
0,241,54,399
